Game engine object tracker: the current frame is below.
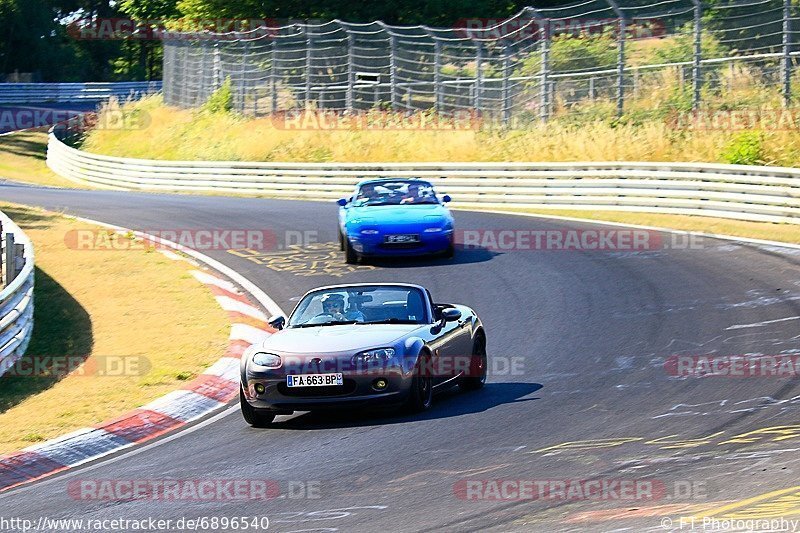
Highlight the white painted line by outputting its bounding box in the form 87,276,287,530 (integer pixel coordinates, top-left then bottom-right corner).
158,249,183,261
726,316,800,330
72,216,286,317
458,208,800,251
202,358,240,381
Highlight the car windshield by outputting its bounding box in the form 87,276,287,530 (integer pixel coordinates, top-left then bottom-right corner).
353,180,439,206
288,286,429,327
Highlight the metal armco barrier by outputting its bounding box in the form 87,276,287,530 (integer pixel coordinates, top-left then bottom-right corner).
0,210,34,377
0,82,162,104
47,127,800,224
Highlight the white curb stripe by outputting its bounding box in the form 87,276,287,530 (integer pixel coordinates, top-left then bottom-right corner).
143,390,226,423
214,295,268,321
229,323,271,345
191,270,241,294
25,428,130,467
202,358,240,381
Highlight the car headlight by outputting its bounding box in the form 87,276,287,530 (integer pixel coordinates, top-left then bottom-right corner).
353,348,396,365
361,229,380,235
423,227,444,233
252,352,282,368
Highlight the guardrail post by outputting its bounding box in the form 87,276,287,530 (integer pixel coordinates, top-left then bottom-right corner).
606,0,626,117
4,233,15,285
691,0,702,110
13,243,24,280
783,0,793,107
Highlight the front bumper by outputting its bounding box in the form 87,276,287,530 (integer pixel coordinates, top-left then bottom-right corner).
243,361,414,411
350,230,453,256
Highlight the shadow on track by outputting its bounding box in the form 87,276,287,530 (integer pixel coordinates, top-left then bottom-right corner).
366,245,500,269
265,382,543,430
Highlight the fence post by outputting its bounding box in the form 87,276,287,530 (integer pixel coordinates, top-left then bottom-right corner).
305,26,314,108
783,0,793,107
475,42,484,113
346,27,355,113
606,0,626,117
540,22,550,122
434,38,442,114
691,0,702,110
271,40,278,114
240,38,249,114
502,41,512,127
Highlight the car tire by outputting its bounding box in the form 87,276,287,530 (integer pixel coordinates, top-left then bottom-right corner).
443,241,455,259
240,386,276,427
405,352,433,413
345,237,359,264
459,336,487,391
338,230,345,251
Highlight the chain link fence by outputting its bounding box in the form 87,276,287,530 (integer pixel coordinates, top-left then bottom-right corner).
162,0,800,125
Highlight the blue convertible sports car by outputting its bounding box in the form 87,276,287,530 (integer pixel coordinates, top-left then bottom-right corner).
337,178,455,263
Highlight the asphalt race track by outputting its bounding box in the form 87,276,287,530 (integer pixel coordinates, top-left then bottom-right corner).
1,183,799,532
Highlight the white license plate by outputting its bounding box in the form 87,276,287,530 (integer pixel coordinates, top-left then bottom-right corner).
385,234,420,243
286,373,344,387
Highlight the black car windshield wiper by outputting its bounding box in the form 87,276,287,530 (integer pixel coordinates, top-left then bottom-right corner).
362,318,419,325
292,320,359,328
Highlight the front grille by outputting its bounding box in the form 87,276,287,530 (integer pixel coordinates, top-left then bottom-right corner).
278,379,357,397
379,241,424,249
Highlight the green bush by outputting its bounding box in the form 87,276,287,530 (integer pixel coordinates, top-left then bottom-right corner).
516,34,617,77
721,131,765,165
203,77,234,114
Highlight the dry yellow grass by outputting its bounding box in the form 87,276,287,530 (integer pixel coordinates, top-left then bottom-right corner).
0,203,230,453
0,130,76,187
82,95,800,166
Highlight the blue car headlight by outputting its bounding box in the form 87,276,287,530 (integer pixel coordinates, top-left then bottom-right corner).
353,348,396,365
252,352,282,368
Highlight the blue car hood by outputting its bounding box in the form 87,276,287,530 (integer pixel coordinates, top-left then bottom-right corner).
255,324,425,354
347,204,450,224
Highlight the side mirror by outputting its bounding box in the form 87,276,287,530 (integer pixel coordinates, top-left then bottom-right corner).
442,308,462,322
268,315,286,330
337,198,348,207
442,195,452,203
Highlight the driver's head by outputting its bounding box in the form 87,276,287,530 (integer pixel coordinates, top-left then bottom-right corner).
321,293,345,314
408,183,420,196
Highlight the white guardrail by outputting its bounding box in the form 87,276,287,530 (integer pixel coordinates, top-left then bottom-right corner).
47,128,800,224
0,210,34,377
0,82,162,104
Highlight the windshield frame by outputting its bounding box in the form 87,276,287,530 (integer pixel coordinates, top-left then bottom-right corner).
352,180,440,207
287,285,431,328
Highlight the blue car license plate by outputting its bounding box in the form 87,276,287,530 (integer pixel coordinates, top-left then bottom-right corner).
385,234,420,244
